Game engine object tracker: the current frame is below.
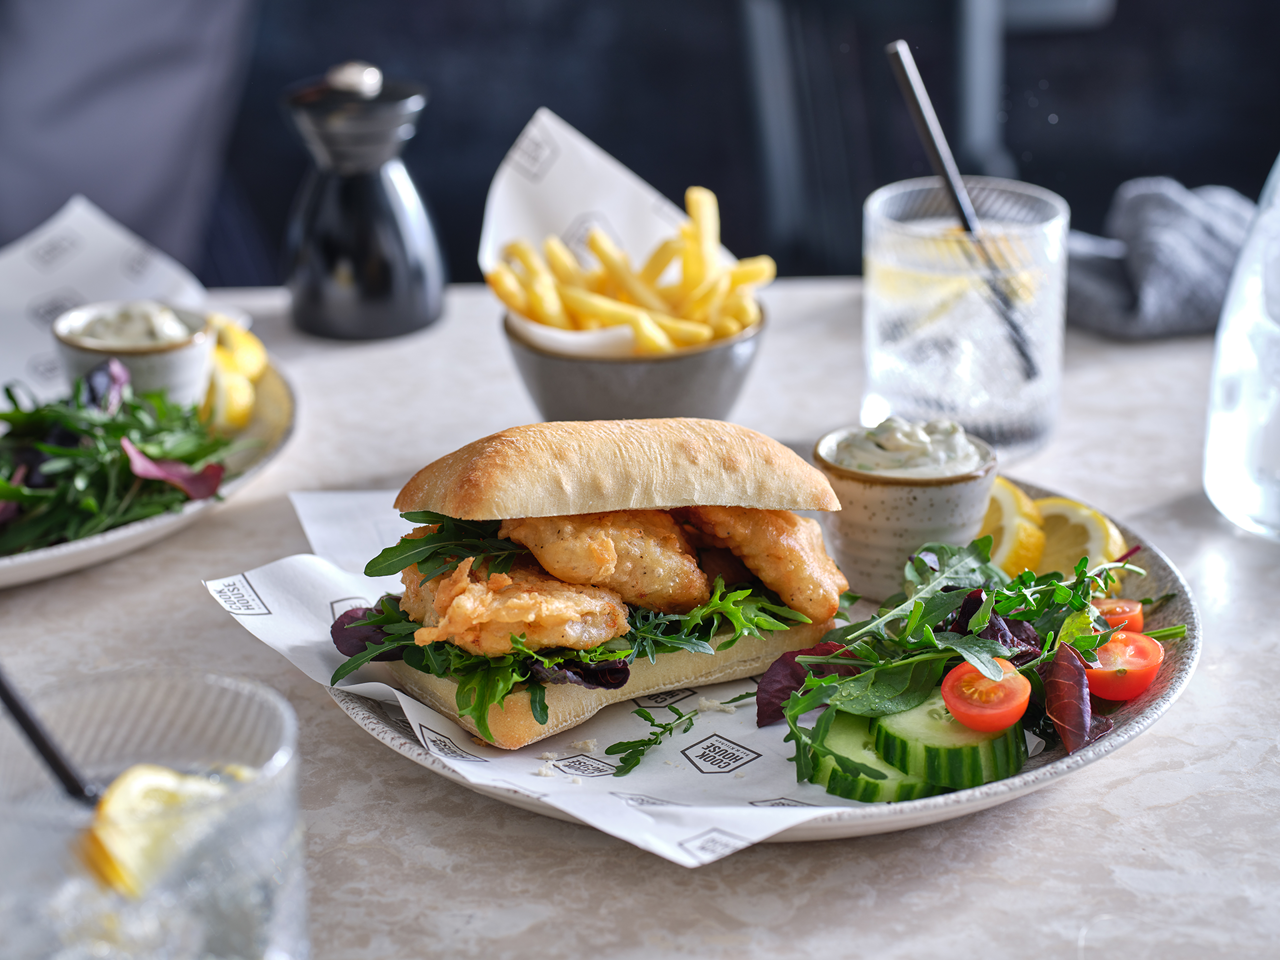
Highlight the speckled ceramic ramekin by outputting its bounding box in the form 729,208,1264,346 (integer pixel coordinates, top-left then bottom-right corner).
814,426,998,602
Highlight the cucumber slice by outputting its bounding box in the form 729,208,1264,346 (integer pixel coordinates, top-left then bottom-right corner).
813,712,947,803
872,688,1027,789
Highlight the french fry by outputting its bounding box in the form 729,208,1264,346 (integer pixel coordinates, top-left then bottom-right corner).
711,315,743,338
728,255,776,289
504,240,572,330
558,285,676,353
586,228,669,314
639,236,683,284
544,235,587,288
679,221,704,293
723,288,762,328
485,262,529,317
685,272,730,323
686,186,721,280
651,313,713,347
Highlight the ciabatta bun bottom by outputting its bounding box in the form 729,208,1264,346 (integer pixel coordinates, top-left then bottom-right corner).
386,619,832,750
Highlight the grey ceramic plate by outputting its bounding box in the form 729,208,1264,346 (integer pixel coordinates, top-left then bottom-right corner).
330,482,1200,841
0,363,295,590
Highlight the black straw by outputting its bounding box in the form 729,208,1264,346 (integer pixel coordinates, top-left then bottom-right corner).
884,39,1039,381
0,663,97,805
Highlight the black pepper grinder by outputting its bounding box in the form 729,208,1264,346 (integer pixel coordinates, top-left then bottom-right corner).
284,61,445,339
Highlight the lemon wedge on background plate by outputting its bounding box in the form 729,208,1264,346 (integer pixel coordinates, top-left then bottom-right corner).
1034,496,1127,580
208,312,268,382
200,313,268,433
979,476,1045,577
202,348,256,433
80,763,229,898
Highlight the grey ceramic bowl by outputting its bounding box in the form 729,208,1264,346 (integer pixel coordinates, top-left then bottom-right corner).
503,313,765,421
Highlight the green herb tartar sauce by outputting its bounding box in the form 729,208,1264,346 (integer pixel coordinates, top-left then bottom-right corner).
832,417,983,478
75,301,191,346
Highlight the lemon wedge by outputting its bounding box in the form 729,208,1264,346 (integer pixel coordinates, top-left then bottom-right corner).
1034,496,1126,580
202,346,256,433
208,312,268,382
979,476,1046,577
80,763,229,898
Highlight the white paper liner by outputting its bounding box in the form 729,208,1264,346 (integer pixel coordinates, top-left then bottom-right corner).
202,490,895,867
477,108,734,360
0,196,208,403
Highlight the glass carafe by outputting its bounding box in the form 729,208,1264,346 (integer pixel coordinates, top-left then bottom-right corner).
1203,154,1280,540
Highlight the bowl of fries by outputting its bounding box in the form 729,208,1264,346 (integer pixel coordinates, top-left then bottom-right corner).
487,187,774,420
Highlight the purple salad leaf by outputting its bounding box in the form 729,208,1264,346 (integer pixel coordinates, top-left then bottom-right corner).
121,435,224,500
331,607,405,660
757,640,860,726
1044,643,1113,752
527,659,631,690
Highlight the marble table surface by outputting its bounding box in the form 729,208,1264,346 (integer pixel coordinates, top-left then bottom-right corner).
2,278,1277,959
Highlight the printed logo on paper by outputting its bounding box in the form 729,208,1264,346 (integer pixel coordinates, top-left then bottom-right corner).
633,688,697,710
418,724,488,762
681,734,761,774
329,596,374,621
205,576,270,615
678,828,752,864
26,230,80,271
25,352,62,384
120,245,153,280
373,703,416,740
506,122,559,182
749,797,817,807
553,754,616,778
562,212,618,264
610,792,687,808
26,288,84,328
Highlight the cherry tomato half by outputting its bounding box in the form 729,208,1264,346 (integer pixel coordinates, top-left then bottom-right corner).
1091,597,1143,633
941,657,1031,732
1085,631,1164,701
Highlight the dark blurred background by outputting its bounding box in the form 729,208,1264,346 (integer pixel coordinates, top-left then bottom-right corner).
4,0,1280,287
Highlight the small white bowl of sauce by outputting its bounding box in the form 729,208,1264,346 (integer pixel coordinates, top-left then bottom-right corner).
814,417,997,602
52,301,214,408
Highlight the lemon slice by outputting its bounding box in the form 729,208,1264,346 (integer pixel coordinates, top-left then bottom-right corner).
979,476,1045,577
80,763,229,898
203,346,256,433
1034,496,1126,580
208,312,268,382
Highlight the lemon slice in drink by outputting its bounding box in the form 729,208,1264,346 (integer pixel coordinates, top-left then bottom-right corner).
978,477,1045,577
1033,497,1126,580
80,763,228,898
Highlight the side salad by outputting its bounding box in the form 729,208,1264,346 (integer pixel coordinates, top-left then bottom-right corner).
608,536,1185,796
0,360,233,555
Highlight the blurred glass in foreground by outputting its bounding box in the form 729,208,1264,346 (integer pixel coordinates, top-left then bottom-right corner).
860,176,1069,463
0,671,307,959
1203,153,1280,542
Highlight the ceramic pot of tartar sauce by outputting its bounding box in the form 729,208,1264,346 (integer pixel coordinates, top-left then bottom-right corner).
52,301,214,407
814,417,997,602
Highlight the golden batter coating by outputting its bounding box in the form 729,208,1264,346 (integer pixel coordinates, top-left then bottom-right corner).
401,556,630,657
678,505,848,622
499,510,710,613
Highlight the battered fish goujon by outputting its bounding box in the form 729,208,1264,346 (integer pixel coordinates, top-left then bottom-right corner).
356,419,848,749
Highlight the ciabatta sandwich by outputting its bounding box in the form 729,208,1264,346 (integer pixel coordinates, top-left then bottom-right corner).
331,418,848,749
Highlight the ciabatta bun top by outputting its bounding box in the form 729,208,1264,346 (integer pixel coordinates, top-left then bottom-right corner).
394,419,840,519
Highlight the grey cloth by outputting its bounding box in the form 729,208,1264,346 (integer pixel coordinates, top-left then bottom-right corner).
0,0,257,269
1066,176,1257,339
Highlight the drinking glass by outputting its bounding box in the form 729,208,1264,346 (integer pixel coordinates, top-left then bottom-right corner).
861,176,1070,462
0,670,308,960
